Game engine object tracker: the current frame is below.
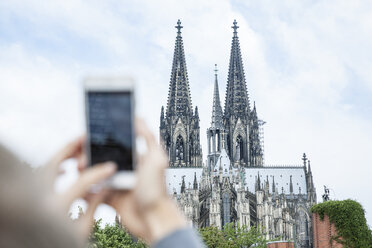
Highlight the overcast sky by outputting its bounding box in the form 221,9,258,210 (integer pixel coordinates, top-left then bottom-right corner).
0,0,371,226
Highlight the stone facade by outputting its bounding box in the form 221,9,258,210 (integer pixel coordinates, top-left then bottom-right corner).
160,20,317,248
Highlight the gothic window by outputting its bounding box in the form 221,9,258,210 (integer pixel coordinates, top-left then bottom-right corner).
189,136,194,159
227,135,231,155
235,135,244,162
295,209,310,248
176,135,184,161
166,136,171,157
222,193,231,226
215,132,220,152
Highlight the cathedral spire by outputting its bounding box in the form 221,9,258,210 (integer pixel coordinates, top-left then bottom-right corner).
224,19,250,119
302,153,308,170
289,175,293,194
306,159,316,204
166,19,193,118
251,102,258,122
211,64,224,129
272,176,276,193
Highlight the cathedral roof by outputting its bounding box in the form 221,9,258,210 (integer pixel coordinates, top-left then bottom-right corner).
244,167,307,195
165,167,203,194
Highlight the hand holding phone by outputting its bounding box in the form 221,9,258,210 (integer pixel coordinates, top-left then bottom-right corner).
84,77,136,189
107,120,188,245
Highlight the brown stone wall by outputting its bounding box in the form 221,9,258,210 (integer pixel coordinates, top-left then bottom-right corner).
312,213,343,248
266,241,294,248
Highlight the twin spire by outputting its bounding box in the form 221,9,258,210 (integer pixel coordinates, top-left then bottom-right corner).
224,19,250,119
166,19,250,125
166,19,193,118
212,19,250,128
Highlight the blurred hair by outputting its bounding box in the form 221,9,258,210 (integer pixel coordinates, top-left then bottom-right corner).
0,144,82,248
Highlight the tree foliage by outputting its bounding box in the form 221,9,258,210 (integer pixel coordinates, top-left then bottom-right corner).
89,219,147,248
89,220,269,248
311,199,372,248
199,223,268,248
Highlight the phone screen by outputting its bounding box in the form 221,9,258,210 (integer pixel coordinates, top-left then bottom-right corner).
87,91,133,171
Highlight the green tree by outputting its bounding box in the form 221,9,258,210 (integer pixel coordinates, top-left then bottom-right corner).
199,223,268,248
89,219,269,248
89,219,147,248
311,199,372,248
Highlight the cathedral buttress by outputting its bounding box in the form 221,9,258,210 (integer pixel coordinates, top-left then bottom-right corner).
160,20,202,167
250,103,263,166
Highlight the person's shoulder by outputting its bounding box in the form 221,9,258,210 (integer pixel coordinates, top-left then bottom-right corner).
152,228,205,248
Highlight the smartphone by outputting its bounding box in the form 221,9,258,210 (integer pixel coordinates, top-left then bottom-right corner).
84,77,136,189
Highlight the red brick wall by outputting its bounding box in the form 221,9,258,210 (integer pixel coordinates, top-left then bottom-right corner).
312,213,343,248
267,241,294,248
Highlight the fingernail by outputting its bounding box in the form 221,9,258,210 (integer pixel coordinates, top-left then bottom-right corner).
104,162,117,173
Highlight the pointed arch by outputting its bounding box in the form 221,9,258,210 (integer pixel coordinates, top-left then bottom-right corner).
222,192,231,226
189,134,194,163
235,135,244,162
232,118,247,164
175,135,185,162
294,206,311,248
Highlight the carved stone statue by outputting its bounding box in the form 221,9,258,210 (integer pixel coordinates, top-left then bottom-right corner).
322,185,330,202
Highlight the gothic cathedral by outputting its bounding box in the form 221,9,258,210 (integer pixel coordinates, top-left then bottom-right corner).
160,20,317,248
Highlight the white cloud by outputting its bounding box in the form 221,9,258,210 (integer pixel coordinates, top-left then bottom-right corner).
0,43,83,165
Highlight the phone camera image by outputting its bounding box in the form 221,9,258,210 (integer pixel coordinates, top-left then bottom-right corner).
88,91,133,171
